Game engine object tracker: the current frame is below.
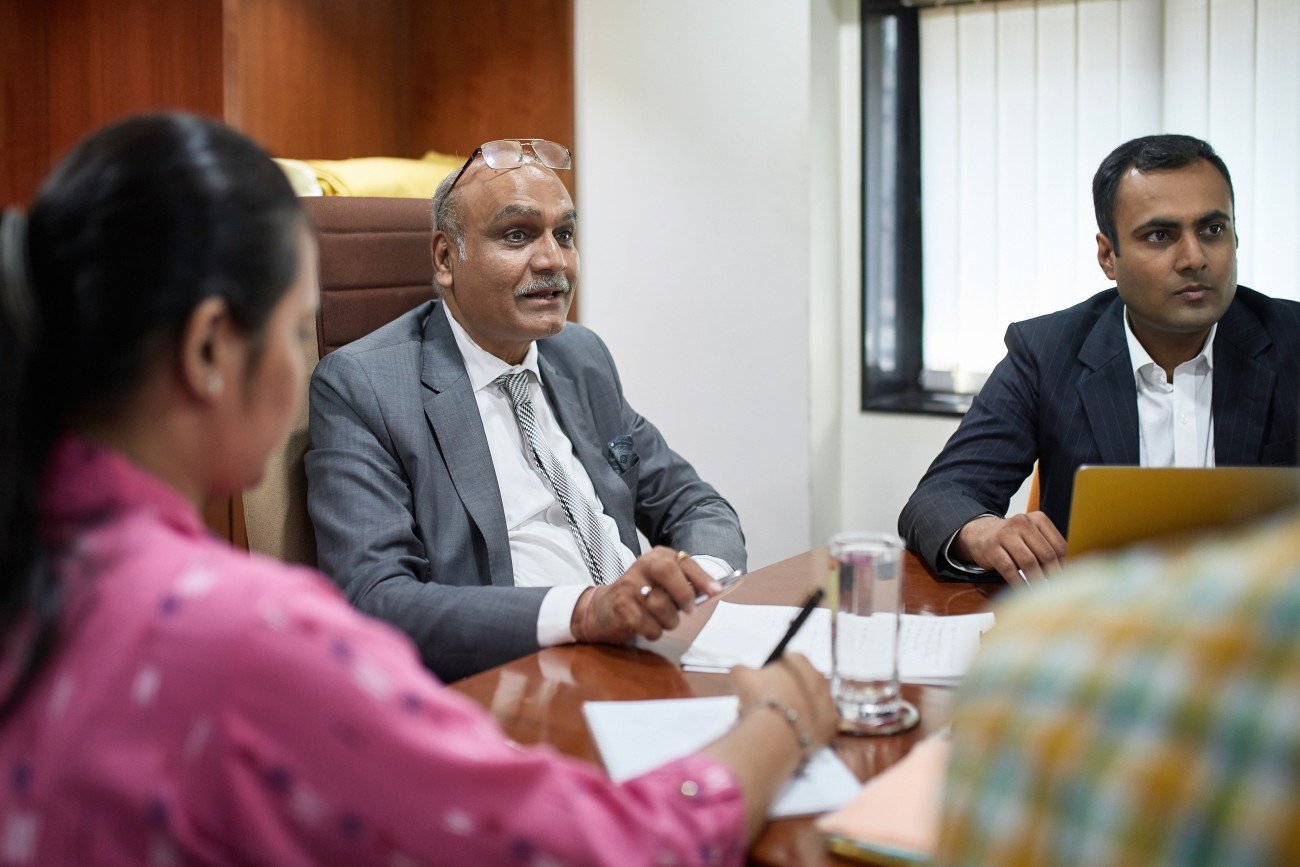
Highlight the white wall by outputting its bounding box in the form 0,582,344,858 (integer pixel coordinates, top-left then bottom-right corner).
574,1,1020,564
575,1,816,568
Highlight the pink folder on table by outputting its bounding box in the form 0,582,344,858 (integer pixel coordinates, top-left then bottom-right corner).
815,736,951,864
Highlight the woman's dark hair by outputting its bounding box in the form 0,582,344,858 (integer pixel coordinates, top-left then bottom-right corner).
1092,133,1234,253
0,113,305,715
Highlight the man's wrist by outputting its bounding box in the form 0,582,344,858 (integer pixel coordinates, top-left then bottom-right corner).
571,587,596,643
539,585,591,646
944,514,998,572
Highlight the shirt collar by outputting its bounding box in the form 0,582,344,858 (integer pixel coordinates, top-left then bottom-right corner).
1123,306,1217,382
442,301,542,392
40,436,206,544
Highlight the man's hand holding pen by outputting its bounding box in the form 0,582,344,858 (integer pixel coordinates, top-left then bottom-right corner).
572,546,736,644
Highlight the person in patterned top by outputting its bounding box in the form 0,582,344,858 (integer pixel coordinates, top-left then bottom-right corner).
0,113,837,865
938,507,1300,865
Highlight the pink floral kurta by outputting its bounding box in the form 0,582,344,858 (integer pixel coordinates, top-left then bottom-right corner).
0,439,744,865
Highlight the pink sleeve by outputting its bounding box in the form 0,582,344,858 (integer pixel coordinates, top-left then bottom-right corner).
186,575,746,866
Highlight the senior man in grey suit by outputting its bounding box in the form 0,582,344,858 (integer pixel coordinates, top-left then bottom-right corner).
306,139,744,681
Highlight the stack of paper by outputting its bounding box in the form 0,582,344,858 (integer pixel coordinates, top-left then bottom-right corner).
680,602,994,685
583,696,861,818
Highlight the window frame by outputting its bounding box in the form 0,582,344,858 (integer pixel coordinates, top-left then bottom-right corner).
860,1,971,417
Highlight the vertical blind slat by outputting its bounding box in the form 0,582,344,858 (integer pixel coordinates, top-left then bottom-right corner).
918,0,1300,388
921,9,963,374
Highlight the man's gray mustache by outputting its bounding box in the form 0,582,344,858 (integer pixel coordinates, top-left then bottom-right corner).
515,275,571,297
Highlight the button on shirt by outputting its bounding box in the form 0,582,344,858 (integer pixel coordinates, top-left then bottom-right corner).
1124,310,1216,468
443,305,638,646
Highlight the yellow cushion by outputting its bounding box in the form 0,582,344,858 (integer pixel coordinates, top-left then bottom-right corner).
273,158,324,197
302,150,463,198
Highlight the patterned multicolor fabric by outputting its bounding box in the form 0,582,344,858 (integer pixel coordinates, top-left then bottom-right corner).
0,438,745,865
938,512,1300,866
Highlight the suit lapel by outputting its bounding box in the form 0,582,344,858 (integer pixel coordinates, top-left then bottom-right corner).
538,352,638,552
1212,295,1274,465
420,304,513,586
1076,299,1141,464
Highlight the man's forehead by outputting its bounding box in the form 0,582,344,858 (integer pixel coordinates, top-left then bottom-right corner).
456,159,572,210
1115,160,1233,223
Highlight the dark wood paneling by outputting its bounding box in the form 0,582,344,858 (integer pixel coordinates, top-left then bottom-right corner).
0,0,51,205
202,496,249,550
229,0,410,159
5,0,578,544
202,497,232,541
230,493,249,549
45,0,225,165
408,0,576,318
408,0,575,160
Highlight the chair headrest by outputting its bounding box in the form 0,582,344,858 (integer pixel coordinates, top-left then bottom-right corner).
304,196,436,358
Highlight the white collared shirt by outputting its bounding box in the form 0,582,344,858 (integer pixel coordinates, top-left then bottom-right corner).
1123,309,1216,468
442,305,730,646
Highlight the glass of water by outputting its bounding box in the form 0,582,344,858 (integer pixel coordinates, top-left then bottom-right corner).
828,531,919,735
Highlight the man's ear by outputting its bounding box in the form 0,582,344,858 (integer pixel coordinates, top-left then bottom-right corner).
179,296,236,403
432,232,455,292
1096,232,1117,281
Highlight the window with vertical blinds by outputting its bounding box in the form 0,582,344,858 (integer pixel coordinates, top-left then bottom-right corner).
916,0,1300,395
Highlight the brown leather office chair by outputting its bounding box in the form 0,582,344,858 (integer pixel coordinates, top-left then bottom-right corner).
241,196,435,566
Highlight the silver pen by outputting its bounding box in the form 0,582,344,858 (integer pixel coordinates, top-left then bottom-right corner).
693,568,745,605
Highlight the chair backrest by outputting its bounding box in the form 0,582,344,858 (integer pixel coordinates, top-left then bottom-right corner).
309,195,437,356
241,196,435,566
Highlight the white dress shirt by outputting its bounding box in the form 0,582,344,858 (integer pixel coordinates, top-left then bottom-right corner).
1123,309,1216,468
442,305,730,646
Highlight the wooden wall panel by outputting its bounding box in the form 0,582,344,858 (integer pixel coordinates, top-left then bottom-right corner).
45,0,225,166
408,0,575,160
228,0,411,159
202,498,233,541
1,0,51,205
4,0,578,545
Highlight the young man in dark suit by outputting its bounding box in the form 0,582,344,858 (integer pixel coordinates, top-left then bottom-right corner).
900,134,1300,584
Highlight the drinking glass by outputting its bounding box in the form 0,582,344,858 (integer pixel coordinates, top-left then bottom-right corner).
828,531,919,735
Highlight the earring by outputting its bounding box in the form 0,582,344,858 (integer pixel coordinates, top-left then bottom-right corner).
206,374,224,397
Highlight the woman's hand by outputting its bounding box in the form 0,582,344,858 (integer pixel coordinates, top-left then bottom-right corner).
731,654,839,756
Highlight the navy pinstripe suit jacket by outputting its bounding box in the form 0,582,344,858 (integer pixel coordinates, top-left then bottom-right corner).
899,286,1300,580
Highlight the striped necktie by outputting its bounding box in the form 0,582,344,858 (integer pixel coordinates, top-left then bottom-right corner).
495,371,624,585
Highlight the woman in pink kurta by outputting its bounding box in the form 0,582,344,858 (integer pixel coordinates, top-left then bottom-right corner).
0,115,836,865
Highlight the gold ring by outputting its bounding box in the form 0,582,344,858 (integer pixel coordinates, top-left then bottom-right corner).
676,550,690,563
639,585,653,598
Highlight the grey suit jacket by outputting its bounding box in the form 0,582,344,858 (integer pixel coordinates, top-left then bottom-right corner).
899,286,1300,580
306,300,746,681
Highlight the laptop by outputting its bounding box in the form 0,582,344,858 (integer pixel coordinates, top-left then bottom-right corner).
1066,466,1300,558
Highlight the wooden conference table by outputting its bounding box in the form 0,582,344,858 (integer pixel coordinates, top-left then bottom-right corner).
450,549,1002,866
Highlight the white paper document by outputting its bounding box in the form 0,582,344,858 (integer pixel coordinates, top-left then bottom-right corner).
583,696,861,818
679,602,995,685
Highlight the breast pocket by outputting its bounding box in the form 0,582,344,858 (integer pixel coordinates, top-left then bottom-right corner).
605,434,641,489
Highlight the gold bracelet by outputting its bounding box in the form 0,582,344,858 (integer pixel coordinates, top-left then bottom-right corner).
743,697,813,763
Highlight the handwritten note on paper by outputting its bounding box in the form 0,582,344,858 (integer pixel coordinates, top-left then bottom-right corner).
679,602,994,684
582,696,861,818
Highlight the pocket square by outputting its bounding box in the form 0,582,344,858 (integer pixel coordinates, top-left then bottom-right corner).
606,435,639,475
